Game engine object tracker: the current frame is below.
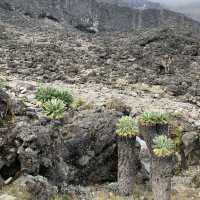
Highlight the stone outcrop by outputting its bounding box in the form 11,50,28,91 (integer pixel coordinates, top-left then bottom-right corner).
0,90,126,186
18,175,58,200
63,109,122,184
0,89,13,121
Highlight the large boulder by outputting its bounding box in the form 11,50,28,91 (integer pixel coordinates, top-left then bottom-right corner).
0,94,69,186
0,89,13,122
182,132,199,156
0,89,15,186
18,175,58,200
13,119,70,185
63,109,122,184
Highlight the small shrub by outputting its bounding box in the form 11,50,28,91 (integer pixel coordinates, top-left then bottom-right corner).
139,112,170,125
42,98,65,120
104,98,131,114
153,135,175,157
115,78,129,89
36,85,73,106
72,98,95,110
51,194,70,200
116,116,138,137
0,76,7,89
72,98,86,109
0,183,30,200
170,123,184,152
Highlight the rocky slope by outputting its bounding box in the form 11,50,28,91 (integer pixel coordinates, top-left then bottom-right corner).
0,1,200,199
0,23,199,105
0,0,200,33
0,20,200,199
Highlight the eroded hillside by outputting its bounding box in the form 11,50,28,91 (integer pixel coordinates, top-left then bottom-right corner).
0,24,199,104
0,3,200,200
0,0,200,32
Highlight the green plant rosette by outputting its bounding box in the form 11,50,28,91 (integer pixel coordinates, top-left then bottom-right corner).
36,85,73,106
116,116,138,137
153,135,175,157
42,98,65,120
139,111,170,125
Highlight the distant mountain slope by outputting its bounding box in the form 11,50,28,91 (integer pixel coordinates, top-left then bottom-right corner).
0,0,200,33
168,2,200,22
97,0,161,9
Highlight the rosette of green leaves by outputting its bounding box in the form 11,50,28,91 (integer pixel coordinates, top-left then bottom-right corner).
139,112,170,125
36,85,73,106
42,98,65,120
153,135,175,157
116,116,138,137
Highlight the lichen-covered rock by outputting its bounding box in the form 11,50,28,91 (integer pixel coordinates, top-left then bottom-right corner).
16,175,57,200
0,92,69,186
0,89,16,186
0,89,13,123
14,120,69,185
63,109,123,184
182,132,200,156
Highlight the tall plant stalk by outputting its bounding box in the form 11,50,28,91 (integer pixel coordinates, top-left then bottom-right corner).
139,112,174,200
116,116,138,196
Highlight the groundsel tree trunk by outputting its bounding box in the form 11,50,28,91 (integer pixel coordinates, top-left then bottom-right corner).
139,122,174,200
151,156,174,200
118,136,137,196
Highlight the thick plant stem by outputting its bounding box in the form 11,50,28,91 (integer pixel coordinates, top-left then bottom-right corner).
118,136,137,196
151,156,173,200
139,122,174,200
180,145,187,169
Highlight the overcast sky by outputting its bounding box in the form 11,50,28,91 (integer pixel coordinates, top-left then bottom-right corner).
151,0,199,6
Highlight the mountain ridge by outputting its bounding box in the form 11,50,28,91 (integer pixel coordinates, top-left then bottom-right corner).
97,0,161,9
0,0,200,33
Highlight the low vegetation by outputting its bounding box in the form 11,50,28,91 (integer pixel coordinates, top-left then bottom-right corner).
0,76,7,89
153,135,175,157
139,111,170,125
170,124,184,152
104,98,131,114
116,116,138,137
36,85,73,106
0,183,30,200
51,194,70,200
36,85,73,119
72,98,87,109
42,98,65,120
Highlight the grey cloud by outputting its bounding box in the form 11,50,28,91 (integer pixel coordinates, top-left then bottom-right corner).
151,0,199,6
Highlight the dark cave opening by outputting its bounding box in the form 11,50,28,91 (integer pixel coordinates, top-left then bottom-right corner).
39,165,49,177
0,157,21,180
158,65,165,75
38,13,60,23
75,25,96,34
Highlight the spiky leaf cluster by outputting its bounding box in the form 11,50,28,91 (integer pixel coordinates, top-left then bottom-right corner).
0,76,7,89
116,116,138,137
139,111,170,125
42,98,65,119
153,135,175,157
36,85,73,106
